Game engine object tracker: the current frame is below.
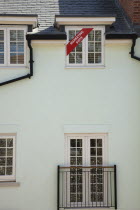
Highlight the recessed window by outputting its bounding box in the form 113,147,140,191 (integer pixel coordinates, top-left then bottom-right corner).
0,135,16,181
0,27,26,67
66,26,105,67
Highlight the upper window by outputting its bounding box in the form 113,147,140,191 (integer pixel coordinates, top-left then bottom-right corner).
0,135,16,181
0,27,26,67
66,26,105,67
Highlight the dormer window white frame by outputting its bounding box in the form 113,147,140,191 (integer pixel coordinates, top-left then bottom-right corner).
66,26,105,68
0,26,27,67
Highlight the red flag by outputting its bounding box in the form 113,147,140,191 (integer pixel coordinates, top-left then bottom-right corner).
66,28,93,56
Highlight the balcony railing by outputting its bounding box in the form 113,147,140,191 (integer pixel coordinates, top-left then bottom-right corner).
57,165,117,209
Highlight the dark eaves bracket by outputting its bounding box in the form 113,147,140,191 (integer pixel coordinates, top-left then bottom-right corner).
130,35,140,61
0,37,34,86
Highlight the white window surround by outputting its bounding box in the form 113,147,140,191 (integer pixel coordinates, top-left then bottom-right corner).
0,135,16,181
55,17,116,27
65,26,105,68
0,26,27,68
0,16,38,28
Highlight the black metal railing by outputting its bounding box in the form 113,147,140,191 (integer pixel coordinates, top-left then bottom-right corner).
57,165,117,209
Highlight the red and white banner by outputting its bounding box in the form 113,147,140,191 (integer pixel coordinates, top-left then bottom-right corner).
66,28,93,55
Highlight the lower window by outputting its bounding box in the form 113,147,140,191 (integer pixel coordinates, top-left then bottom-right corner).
65,134,107,206
0,135,16,181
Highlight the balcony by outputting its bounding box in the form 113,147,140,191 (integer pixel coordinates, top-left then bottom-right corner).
57,165,117,209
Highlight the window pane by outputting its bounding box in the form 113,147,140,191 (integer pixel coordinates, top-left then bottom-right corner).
0,139,6,147
91,157,96,165
95,31,101,41
77,148,82,156
70,139,76,147
95,53,101,63
10,30,25,65
7,139,13,147
69,53,75,63
0,43,4,52
69,30,75,41
70,194,76,202
0,158,6,166
88,31,94,41
90,139,96,147
97,157,102,165
77,139,82,147
0,53,4,64
90,148,96,156
76,42,82,52
0,148,6,156
0,167,5,175
76,53,82,64
17,30,24,41
17,42,24,52
0,30,4,41
7,157,13,166
7,148,13,156
70,148,76,156
97,139,102,147
88,42,94,52
10,42,17,52
97,148,102,156
10,30,16,41
17,53,24,64
6,167,12,175
70,185,76,193
10,53,17,64
88,53,94,63
95,42,101,52
77,157,82,165
70,157,76,165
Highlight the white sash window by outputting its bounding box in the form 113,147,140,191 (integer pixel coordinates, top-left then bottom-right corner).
0,27,26,67
66,26,105,68
0,135,16,181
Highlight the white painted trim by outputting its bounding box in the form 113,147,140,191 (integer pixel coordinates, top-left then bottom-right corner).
64,124,111,134
55,17,116,26
32,40,66,44
0,16,38,28
105,39,132,45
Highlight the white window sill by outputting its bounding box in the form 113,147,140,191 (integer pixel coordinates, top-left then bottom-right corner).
0,66,29,70
65,65,105,69
0,182,20,187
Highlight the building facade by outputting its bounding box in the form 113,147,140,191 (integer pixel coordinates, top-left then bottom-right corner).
0,1,139,210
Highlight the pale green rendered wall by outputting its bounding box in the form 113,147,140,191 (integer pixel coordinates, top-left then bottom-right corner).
0,40,139,210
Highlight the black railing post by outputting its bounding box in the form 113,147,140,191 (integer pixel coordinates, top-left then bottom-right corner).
57,165,60,210
114,165,117,209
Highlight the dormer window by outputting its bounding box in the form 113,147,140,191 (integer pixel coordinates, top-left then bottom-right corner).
0,27,26,67
66,26,105,68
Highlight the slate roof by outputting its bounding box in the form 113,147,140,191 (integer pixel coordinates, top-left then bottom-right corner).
0,0,137,38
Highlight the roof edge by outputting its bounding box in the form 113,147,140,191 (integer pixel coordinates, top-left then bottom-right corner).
26,33,67,40
106,33,138,39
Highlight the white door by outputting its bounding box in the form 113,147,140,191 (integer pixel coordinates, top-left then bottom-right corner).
65,133,107,207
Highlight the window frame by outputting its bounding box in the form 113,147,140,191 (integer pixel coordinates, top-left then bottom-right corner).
0,26,27,67
65,26,105,68
65,133,107,166
0,135,16,181
64,133,108,206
